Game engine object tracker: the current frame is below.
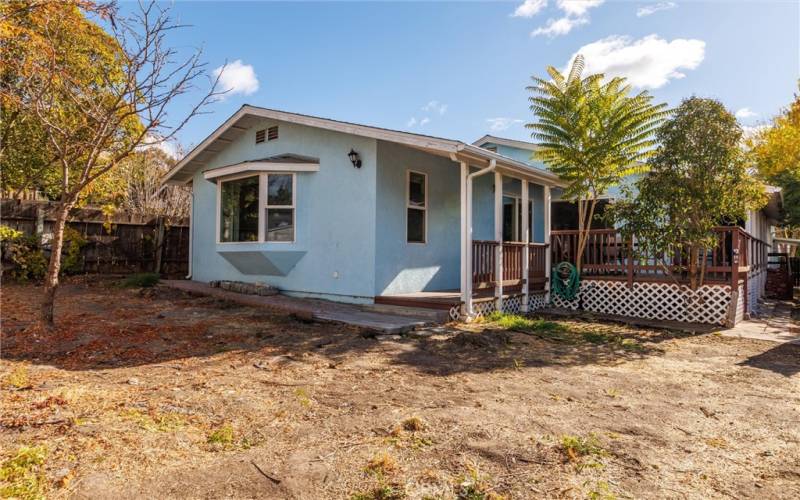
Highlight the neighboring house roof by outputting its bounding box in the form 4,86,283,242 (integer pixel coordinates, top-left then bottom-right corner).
163,105,564,187
472,135,538,151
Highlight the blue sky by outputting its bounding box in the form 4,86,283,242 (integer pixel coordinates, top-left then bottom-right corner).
136,1,800,151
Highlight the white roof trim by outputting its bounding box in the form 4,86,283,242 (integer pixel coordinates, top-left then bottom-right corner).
163,105,564,187
203,161,320,181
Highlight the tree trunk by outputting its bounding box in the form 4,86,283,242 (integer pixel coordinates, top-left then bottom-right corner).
575,198,598,273
41,200,73,325
688,246,699,291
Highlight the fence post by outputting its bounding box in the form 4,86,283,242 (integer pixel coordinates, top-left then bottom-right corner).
35,204,45,244
626,236,634,289
154,216,166,275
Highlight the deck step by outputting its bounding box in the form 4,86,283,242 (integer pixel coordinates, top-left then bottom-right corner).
361,303,451,323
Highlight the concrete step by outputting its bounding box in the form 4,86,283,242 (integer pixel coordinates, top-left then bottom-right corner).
360,303,451,323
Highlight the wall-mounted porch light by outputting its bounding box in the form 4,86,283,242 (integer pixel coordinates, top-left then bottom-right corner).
348,149,362,168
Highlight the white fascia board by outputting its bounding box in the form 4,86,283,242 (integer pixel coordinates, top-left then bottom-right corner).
162,106,251,184
241,105,461,152
163,105,462,186
203,161,320,181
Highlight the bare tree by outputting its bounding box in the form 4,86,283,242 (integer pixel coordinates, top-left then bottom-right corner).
119,145,191,219
13,1,221,324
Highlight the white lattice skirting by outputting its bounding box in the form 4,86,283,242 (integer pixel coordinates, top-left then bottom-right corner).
454,292,548,321
747,270,766,315
550,280,734,325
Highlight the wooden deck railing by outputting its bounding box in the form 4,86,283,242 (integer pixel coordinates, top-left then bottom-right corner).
472,240,549,291
550,226,762,285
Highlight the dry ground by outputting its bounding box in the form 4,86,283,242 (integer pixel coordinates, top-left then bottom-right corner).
1,277,798,500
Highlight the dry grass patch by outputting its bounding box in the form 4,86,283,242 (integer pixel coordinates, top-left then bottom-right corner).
0,445,48,499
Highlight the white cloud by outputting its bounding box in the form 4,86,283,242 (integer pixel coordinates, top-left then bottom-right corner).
213,60,259,98
567,35,705,88
486,118,525,132
422,100,448,115
735,107,758,119
636,2,677,17
531,0,604,38
419,117,431,126
512,0,547,18
532,16,588,37
557,0,604,17
406,117,417,128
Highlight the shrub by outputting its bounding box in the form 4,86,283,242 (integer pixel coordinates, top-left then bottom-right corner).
121,272,160,288
1,224,87,281
1,226,47,282
60,226,87,275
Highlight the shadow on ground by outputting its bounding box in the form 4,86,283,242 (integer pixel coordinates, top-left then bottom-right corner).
739,342,800,377
0,279,702,376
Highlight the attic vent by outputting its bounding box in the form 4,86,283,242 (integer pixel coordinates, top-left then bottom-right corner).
267,126,279,141
255,129,265,144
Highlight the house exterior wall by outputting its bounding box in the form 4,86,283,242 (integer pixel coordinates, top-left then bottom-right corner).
191,118,378,303
374,141,464,295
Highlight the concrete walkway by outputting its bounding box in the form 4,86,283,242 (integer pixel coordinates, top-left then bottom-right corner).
161,280,430,335
723,298,800,344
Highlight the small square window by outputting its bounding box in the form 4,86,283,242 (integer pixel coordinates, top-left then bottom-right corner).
255,129,265,144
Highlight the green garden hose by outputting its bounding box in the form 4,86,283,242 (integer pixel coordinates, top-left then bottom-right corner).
551,262,580,301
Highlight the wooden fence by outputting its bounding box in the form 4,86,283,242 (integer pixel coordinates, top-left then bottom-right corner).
1,199,189,276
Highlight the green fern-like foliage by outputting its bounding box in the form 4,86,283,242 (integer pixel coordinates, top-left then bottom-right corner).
526,55,670,201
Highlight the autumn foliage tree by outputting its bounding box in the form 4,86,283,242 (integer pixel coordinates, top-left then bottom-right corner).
748,83,800,229
0,1,219,324
609,97,767,289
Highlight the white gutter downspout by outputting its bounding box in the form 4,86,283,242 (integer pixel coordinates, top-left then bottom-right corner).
185,189,193,279
453,154,496,320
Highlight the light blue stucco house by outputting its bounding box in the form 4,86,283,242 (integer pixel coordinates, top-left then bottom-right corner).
164,106,565,317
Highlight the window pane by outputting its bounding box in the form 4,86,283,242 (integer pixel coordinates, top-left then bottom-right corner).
268,174,293,206
503,196,515,242
220,176,259,242
408,172,425,207
407,208,425,243
266,208,294,242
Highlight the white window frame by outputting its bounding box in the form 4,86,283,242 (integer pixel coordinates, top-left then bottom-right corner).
215,172,296,244
216,173,262,245
406,169,428,244
263,172,296,244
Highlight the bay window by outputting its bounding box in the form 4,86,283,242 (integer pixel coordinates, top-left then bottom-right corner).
217,172,296,243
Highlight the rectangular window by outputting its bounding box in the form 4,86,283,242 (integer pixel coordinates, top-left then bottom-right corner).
265,173,295,242
255,129,265,144
406,170,427,243
219,176,260,242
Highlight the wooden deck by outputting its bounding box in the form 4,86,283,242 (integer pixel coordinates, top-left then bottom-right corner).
375,288,524,311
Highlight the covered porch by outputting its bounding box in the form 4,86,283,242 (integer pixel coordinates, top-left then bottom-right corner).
377,153,563,321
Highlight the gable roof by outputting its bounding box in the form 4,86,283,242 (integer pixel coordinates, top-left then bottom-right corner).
472,135,538,151
163,105,563,186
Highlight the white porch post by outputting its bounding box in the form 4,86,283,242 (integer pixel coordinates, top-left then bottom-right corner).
521,180,530,313
544,185,552,304
460,161,473,318
494,171,504,312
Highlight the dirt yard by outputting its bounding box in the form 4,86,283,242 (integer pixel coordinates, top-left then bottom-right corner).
1,277,798,499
